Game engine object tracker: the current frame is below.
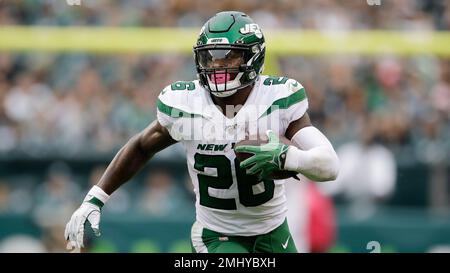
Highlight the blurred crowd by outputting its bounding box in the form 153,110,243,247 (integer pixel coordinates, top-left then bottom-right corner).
0,161,195,252
0,0,450,30
0,2,448,158
282,56,450,166
0,52,448,250
1,53,448,163
0,53,192,155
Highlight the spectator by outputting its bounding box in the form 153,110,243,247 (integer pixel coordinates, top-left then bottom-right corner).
319,116,397,219
0,182,11,213
138,170,187,217
32,163,81,227
89,165,131,214
0,235,46,253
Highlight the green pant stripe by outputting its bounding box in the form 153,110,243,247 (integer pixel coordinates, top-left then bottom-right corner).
191,218,297,253
191,221,208,253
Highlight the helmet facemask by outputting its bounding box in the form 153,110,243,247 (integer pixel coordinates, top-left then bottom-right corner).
194,43,264,97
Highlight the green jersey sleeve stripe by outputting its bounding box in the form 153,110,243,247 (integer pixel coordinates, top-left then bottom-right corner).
157,99,202,118
86,197,104,208
259,88,307,118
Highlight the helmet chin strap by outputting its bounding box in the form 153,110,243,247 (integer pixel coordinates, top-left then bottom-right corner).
210,79,257,98
211,89,238,97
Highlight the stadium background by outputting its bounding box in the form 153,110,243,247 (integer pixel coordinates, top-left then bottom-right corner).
0,0,449,253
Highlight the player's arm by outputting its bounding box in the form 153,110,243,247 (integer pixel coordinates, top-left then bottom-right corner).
236,112,339,182
283,112,339,182
65,120,177,250
235,79,338,182
97,120,177,194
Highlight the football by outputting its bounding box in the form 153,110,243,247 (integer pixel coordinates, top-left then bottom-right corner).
234,133,298,180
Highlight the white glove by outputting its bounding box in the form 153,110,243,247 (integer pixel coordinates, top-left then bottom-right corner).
64,185,109,250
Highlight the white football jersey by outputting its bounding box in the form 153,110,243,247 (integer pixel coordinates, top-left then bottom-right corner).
156,75,308,236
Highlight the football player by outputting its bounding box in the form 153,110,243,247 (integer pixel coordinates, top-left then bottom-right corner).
65,11,339,253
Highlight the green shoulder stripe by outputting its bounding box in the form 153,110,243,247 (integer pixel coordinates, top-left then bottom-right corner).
259,88,307,118
157,99,202,118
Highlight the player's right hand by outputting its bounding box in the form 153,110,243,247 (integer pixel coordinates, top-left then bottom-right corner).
235,130,289,181
64,201,102,250
64,185,109,251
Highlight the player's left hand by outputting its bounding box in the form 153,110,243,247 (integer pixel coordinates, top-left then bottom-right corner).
235,130,289,181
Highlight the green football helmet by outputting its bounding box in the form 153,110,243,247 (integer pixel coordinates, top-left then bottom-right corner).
193,11,266,97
